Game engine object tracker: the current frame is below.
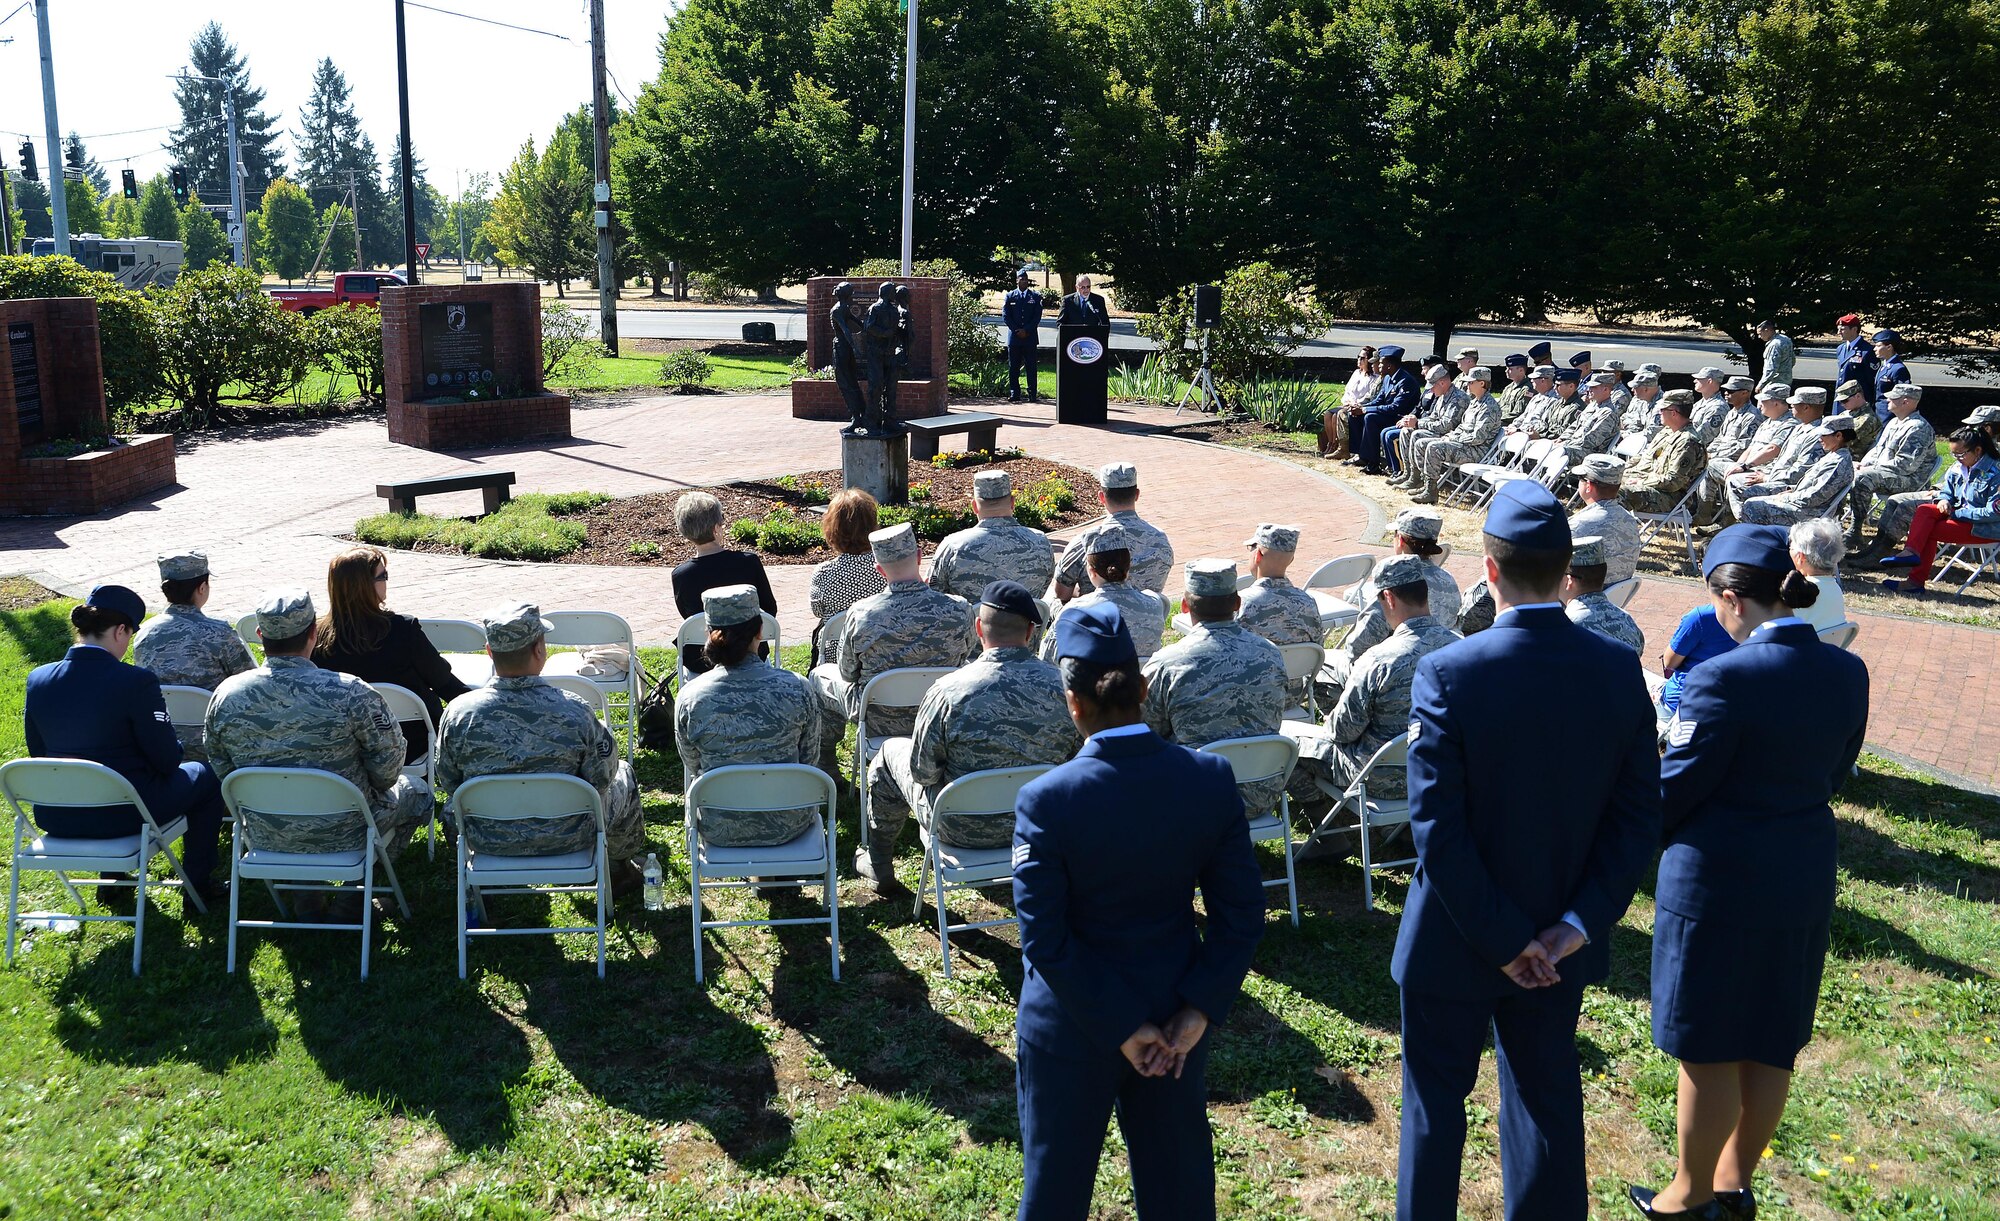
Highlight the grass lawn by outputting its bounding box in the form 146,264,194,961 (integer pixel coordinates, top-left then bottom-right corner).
551,353,795,395
1,590,1996,1218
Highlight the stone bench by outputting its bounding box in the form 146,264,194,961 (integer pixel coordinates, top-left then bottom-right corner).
377,469,516,515
903,412,1001,461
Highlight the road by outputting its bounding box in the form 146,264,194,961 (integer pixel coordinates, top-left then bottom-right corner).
603,307,1993,389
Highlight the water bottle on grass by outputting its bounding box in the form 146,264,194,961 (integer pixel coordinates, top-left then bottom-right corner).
643,852,664,911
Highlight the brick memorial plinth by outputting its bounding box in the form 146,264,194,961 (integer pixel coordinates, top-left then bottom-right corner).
381,281,571,451
1,297,176,517
792,276,950,422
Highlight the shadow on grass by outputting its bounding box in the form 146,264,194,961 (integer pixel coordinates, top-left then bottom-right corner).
1828,902,1993,983
1844,764,2000,839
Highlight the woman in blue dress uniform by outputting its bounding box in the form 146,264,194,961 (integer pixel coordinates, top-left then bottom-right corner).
1629,526,1869,1220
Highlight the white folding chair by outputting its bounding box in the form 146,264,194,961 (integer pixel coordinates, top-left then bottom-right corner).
854,666,956,848
1462,439,1557,510
1817,621,1859,651
1614,433,1649,458
1602,577,1641,610
542,611,645,761
1306,732,1413,910
159,684,213,757
369,683,442,859
420,618,493,689
914,764,1051,977
219,767,410,980
543,675,611,724
685,764,841,983
234,612,260,647
814,608,850,670
3,758,208,975
1936,541,2000,595
1199,736,1304,926
452,773,608,979
1634,479,1703,573
676,610,784,687
1447,434,1530,506
1277,642,1326,721
1304,553,1375,633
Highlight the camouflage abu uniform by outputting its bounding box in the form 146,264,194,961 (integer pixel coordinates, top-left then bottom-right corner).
1565,592,1644,653
1455,578,1496,635
132,552,255,761
1315,521,1461,707
1847,389,1938,542
1237,576,1322,648
926,470,1055,601
1496,374,1536,424
1142,561,1291,815
1686,370,1733,444
1410,382,1502,500
1043,581,1169,661
868,643,1080,847
1740,444,1854,527
1296,607,1460,799
1570,502,1642,585
204,590,430,855
810,524,977,744
1053,461,1174,596
679,658,824,848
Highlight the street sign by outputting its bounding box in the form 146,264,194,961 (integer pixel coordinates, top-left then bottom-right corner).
227,223,243,244
415,242,431,260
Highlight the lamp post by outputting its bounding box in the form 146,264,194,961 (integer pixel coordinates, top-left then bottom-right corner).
33,0,67,254
177,68,246,269
394,0,419,283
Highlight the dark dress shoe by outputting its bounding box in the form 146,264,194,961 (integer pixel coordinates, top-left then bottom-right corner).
1628,1185,1726,1219
194,877,231,905
1877,552,1921,567
98,873,136,913
1713,1189,1755,1219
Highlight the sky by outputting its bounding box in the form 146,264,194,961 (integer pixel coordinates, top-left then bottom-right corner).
0,0,672,194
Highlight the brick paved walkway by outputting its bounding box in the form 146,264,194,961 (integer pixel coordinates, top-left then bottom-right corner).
3,392,1990,790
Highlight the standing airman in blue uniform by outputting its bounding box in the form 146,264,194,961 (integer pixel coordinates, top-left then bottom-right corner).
1833,314,1878,414
1013,602,1265,1221
1004,270,1045,402
1871,329,1910,421
1394,482,1661,1221
1629,525,1869,1220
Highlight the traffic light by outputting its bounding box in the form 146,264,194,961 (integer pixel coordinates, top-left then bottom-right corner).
64,143,83,175
170,166,189,204
122,168,137,199
17,141,36,181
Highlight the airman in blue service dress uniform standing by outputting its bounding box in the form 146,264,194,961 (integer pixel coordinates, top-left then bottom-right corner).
1003,270,1045,402
1628,525,1869,1221
1394,481,1661,1221
1012,602,1265,1221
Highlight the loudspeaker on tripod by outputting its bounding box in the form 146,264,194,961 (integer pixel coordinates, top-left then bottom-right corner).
1192,284,1222,329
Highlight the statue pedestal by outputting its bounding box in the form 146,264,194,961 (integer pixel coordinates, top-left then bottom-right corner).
842,432,910,505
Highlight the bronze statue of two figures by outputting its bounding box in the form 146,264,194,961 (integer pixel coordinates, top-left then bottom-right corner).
829,281,913,437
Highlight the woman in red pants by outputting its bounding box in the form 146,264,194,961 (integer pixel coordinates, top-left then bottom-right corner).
1880,428,1999,594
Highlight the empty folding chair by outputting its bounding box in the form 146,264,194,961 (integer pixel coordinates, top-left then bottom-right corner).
369,682,442,859
1602,577,1641,610
854,666,956,848
914,764,1052,976
542,611,649,761
1199,736,1304,926
1936,541,2000,596
234,612,261,648
219,767,410,980
1304,732,1413,911
1276,642,1326,721
1816,621,1859,651
685,763,841,983
453,773,609,979
420,618,493,689
3,758,209,976
1304,552,1375,634
1634,479,1703,573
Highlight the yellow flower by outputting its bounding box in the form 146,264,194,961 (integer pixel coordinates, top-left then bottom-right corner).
1843,1155,1855,1164
1869,1163,1879,1171
1814,1168,1829,1178
1761,1148,1774,1159
1830,1134,1843,1142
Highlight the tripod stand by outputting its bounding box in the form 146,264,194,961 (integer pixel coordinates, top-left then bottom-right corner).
1173,327,1223,416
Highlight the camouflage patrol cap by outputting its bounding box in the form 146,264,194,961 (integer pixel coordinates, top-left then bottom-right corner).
1637,363,1664,376
1886,384,1923,402
1467,366,1492,384
1532,365,1558,380
1603,359,1627,372
869,522,920,564
1963,406,2000,425
1631,370,1660,386
1571,536,1607,567
972,470,1012,500
1585,371,1619,388
1098,461,1139,490
1695,366,1728,383
1723,375,1754,392
1184,559,1238,597
1572,454,1626,485
1757,383,1792,402
1788,387,1828,406
1660,389,1698,412
1393,507,1443,541
156,551,209,582
256,587,316,639
1374,554,1430,592
1836,379,1866,399
701,584,762,628
483,601,556,652
1244,523,1299,553
1088,523,1130,555
1454,347,1478,359
1818,414,1858,435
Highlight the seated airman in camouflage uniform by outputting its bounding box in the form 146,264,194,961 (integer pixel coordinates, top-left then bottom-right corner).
1740,414,1857,528
434,602,647,890
809,523,976,763
1620,392,1709,515
1291,555,1459,808
1846,385,1938,547
1568,455,1643,585
131,550,255,761
1505,366,1558,431
1041,525,1170,660
1408,368,1503,503
1053,461,1174,599
1619,370,1663,439
1836,380,1883,457
1554,373,1624,467
1726,387,1829,521
1494,355,1534,424
1686,367,1731,443
1142,559,1290,815
677,585,825,849
865,581,1081,887
204,588,431,856
1387,365,1468,481
925,469,1055,602
1561,537,1645,654
1701,384,1798,523
1314,509,1461,707
1235,524,1322,647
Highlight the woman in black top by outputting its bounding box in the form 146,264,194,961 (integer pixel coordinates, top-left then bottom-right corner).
669,492,778,673
311,545,470,762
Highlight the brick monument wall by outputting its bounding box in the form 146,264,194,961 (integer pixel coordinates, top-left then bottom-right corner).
793,276,950,421
380,281,571,451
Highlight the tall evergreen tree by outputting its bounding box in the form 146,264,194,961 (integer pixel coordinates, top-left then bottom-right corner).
138,175,182,244
294,60,393,266
62,133,110,198
14,177,51,240
169,23,286,202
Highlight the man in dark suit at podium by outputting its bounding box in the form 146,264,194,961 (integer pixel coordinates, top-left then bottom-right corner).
1059,274,1110,327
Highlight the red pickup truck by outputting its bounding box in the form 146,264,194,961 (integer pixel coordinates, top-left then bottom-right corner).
268,271,406,315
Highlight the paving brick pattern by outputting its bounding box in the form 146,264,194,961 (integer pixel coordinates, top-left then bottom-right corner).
1,392,1988,789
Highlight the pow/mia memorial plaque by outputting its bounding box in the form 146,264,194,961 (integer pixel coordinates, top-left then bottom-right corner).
419,300,497,392
9,322,42,440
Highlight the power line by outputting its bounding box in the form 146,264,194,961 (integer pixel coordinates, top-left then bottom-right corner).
0,2,30,31
402,1,574,41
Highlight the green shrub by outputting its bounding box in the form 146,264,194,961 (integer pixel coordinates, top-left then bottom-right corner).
542,300,607,382
774,475,831,505
628,540,662,559
354,491,610,562
660,350,712,392
1013,475,1076,531
1109,354,1179,404
954,355,1011,398
930,446,1025,470
879,502,974,542
152,264,312,418
517,491,611,516
307,305,385,403
728,508,825,554
1136,262,1331,390
1235,378,1335,431
0,253,163,411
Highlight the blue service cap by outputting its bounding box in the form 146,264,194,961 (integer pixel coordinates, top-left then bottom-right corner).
1702,524,1793,578
1527,341,1553,360
980,579,1042,624
1054,601,1136,665
1871,328,1901,345
85,584,146,629
1554,367,1581,384
1569,350,1593,367
1377,344,1405,362
1504,353,1530,368
1485,481,1572,551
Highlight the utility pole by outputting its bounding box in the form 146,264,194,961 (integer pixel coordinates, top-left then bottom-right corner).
898,0,917,275
34,0,67,254
0,172,14,256
588,0,618,354
173,71,246,266
393,0,419,284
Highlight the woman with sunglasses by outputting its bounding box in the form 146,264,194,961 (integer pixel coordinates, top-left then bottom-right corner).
310,546,470,762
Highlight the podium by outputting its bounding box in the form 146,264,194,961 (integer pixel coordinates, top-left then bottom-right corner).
1057,323,1111,426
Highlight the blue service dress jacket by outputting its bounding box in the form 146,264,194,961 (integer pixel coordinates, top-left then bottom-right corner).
1003,288,1045,346
1392,606,1662,995
23,645,187,817
1013,727,1265,1058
